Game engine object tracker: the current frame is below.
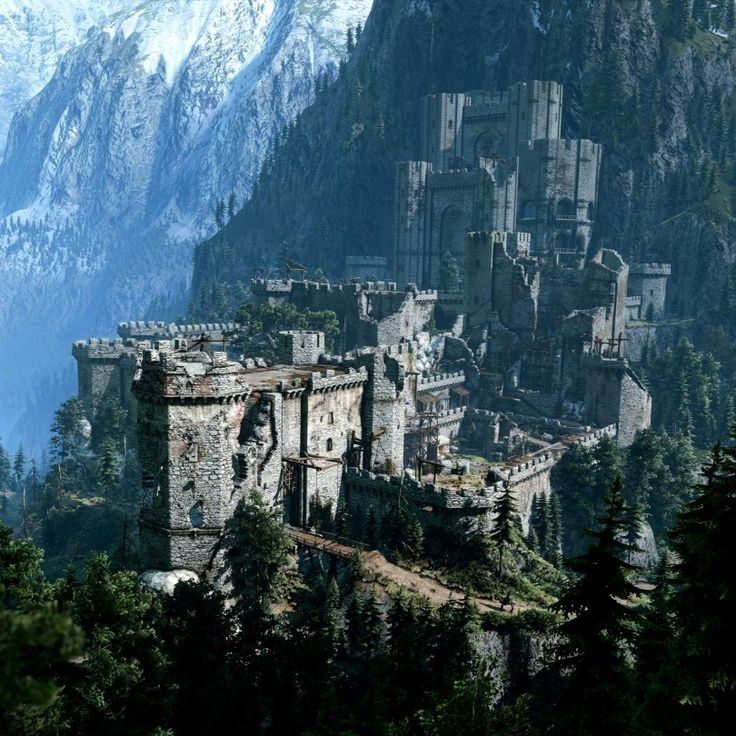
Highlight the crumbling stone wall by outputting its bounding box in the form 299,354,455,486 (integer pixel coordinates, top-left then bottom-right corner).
134,346,251,573
583,354,651,448
251,279,435,352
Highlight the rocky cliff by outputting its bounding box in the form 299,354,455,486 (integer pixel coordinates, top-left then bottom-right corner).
192,0,736,326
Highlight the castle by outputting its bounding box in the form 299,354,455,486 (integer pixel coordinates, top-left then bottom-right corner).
72,80,672,577
393,81,602,287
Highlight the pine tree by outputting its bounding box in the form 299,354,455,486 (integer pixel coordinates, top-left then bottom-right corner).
12,447,25,490
727,0,736,33
693,0,711,29
525,526,540,553
671,0,693,40
549,492,564,567
635,554,680,734
491,482,518,576
669,440,736,731
222,491,291,619
49,398,86,464
0,443,11,513
227,191,237,222
405,518,424,561
552,477,640,736
97,437,119,501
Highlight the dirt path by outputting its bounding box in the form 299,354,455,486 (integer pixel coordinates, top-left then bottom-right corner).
287,527,526,616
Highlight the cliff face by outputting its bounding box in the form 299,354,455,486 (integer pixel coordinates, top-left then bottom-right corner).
192,0,736,324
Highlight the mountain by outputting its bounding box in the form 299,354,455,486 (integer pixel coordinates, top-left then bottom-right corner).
0,0,125,151
192,0,736,330
0,0,372,453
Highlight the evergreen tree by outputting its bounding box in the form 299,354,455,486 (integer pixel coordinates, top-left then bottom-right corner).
97,437,119,500
552,477,640,736
693,0,711,29
405,518,425,561
671,0,693,40
439,252,461,292
549,492,564,568
161,581,234,736
490,482,518,575
12,447,25,490
525,525,540,554
364,505,378,548
49,398,86,464
222,491,291,619
227,191,237,222
636,554,680,734
669,440,736,731
62,554,168,734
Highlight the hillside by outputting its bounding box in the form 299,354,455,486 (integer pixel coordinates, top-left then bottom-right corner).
191,0,736,328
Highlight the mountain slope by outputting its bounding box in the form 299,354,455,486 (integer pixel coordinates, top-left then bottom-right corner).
0,0,372,451
0,0,124,152
191,0,736,328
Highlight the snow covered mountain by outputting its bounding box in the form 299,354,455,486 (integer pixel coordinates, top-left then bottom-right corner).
0,0,373,452
0,0,125,151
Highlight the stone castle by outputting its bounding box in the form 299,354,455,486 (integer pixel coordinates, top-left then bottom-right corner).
394,81,602,287
72,80,673,577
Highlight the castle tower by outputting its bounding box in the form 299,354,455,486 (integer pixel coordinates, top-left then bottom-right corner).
505,80,563,157
517,138,602,264
628,263,671,320
394,160,432,287
134,344,251,573
420,93,468,170
355,346,409,474
72,338,139,421
277,331,325,365
582,353,652,448
394,158,518,289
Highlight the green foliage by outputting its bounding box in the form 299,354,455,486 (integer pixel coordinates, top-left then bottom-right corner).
490,482,519,575
234,301,340,357
222,491,292,619
0,603,83,735
49,398,86,464
668,439,736,731
552,477,640,736
670,0,694,40
96,438,119,501
439,251,460,292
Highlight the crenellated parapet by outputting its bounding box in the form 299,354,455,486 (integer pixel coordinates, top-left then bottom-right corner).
118,321,240,340
133,344,250,405
418,371,465,392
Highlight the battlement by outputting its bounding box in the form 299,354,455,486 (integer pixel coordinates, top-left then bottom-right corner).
418,371,465,391
526,137,601,157
308,366,369,393
134,345,250,404
72,337,139,361
503,451,557,481
117,321,240,340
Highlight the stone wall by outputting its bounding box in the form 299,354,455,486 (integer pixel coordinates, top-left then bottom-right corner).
72,338,139,420
277,331,325,365
628,263,671,320
251,278,436,352
582,354,651,447
517,138,602,262
134,346,251,573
